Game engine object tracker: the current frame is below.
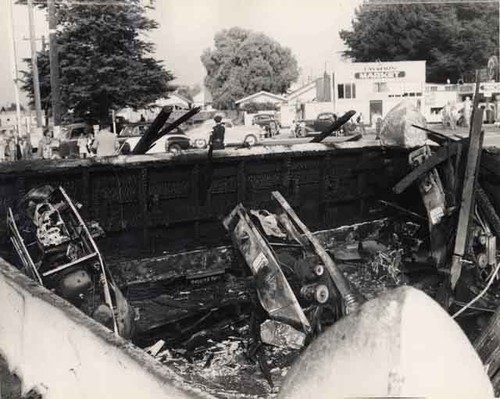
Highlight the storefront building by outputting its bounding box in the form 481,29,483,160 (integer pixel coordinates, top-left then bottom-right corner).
332,60,426,125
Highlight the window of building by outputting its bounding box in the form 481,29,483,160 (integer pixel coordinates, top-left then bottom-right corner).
337,84,344,99
337,83,356,99
373,82,388,93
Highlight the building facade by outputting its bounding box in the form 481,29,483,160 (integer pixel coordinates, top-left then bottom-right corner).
333,60,426,125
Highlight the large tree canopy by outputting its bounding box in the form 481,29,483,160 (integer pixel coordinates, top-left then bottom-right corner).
21,0,174,123
201,27,299,109
340,4,498,83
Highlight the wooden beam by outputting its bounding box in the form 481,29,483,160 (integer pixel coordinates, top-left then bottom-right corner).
393,142,461,194
309,110,356,143
450,108,484,289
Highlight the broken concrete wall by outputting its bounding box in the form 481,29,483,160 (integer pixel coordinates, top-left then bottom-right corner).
0,258,212,399
0,144,410,262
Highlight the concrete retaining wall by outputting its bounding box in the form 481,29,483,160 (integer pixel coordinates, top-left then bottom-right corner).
0,258,212,399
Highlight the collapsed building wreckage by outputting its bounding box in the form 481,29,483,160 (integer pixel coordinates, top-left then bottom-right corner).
4,96,500,397
7,184,429,396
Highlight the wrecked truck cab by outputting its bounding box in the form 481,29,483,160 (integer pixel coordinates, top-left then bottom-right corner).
7,185,134,339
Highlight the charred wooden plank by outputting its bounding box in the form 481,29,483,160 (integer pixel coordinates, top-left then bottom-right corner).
393,143,461,195
450,108,484,289
309,111,356,143
132,106,173,155
477,185,500,238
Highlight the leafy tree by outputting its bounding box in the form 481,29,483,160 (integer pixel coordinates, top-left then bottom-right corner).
340,4,498,83
201,27,299,109
240,102,279,114
176,84,201,102
21,0,174,123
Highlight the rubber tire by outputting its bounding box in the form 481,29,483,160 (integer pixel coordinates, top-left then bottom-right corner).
168,143,182,155
244,134,257,146
297,127,307,138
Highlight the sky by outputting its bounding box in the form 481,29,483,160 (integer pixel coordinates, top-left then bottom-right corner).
0,0,363,107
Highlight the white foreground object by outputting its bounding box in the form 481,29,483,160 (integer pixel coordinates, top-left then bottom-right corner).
379,100,427,148
279,286,493,399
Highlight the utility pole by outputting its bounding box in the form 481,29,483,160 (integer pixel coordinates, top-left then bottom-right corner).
6,0,22,138
48,0,62,127
28,0,43,128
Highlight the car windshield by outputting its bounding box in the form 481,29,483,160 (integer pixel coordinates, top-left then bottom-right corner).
120,125,150,137
318,114,332,120
70,127,87,139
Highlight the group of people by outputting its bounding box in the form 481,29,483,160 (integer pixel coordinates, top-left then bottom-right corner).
441,97,472,130
0,130,33,162
0,117,226,162
35,123,119,160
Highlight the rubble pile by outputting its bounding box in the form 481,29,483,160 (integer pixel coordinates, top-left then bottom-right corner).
145,320,298,398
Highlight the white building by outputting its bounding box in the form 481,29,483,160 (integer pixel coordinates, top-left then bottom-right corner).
332,60,426,125
235,91,287,107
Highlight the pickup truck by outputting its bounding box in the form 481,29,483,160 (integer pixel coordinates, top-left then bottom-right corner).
295,112,357,137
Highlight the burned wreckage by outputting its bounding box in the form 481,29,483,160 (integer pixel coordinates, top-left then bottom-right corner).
7,185,134,338
2,99,500,397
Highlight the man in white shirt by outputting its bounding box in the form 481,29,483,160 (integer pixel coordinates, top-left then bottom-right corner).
93,123,118,157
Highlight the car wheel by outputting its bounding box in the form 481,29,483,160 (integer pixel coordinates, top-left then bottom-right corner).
244,134,257,147
194,138,207,149
168,143,182,155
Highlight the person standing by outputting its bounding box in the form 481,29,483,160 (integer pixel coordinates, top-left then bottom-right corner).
442,103,451,129
449,103,458,131
463,97,472,128
290,120,297,138
17,137,31,160
78,132,90,159
0,131,6,162
37,128,54,159
6,131,17,161
210,115,225,150
357,113,366,135
92,123,118,157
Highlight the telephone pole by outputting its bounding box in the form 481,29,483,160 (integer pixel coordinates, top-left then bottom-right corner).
48,0,62,127
6,0,22,138
28,0,43,128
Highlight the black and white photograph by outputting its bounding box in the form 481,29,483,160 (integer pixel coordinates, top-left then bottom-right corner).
1,0,500,397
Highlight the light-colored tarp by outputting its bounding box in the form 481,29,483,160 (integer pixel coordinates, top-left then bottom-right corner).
379,100,427,148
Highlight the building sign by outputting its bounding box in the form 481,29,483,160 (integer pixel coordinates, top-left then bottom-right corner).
354,65,406,80
355,71,405,80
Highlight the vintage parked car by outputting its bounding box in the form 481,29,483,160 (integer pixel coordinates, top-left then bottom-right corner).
189,119,264,149
118,123,190,155
57,122,93,158
251,113,280,137
295,112,337,137
295,112,359,137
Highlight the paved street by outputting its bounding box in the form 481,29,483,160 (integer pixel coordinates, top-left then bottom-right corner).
426,124,500,148
261,124,500,148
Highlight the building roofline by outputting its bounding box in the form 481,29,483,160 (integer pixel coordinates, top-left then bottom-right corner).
235,90,286,105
